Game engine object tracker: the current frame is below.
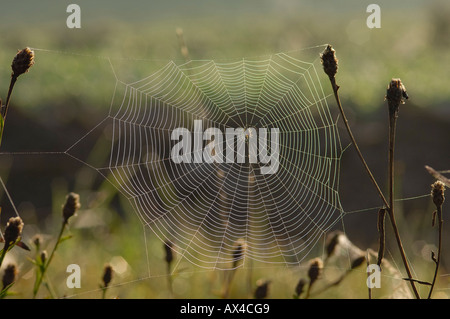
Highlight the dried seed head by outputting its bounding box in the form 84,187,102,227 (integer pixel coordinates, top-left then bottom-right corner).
2,263,18,289
431,181,445,207
40,250,48,264
325,231,343,258
386,78,408,116
232,239,246,268
321,45,339,80
164,240,174,265
3,216,24,247
425,165,450,188
295,278,307,297
351,256,366,269
11,47,34,78
102,264,113,288
307,257,323,286
254,279,270,299
62,192,81,224
32,234,42,249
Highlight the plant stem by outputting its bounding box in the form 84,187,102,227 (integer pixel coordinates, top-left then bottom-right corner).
44,278,57,299
329,78,389,208
388,115,396,227
387,113,419,299
222,269,235,298
376,208,386,268
247,258,253,298
0,75,18,149
329,76,419,298
0,246,7,268
366,250,372,299
428,204,443,299
0,240,16,268
425,166,450,188
304,283,312,299
33,221,66,298
330,76,388,274
3,75,17,121
167,263,173,297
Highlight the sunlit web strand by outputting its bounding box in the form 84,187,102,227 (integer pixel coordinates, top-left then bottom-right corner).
78,45,344,269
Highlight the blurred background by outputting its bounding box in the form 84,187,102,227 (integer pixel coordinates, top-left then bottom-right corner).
0,0,449,298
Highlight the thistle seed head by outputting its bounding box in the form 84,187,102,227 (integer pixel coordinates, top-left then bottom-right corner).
431,181,445,207
254,279,270,299
321,45,338,80
164,240,174,265
11,47,34,78
40,250,48,265
2,263,18,289
295,278,307,297
102,264,113,288
32,234,42,249
232,239,246,268
386,78,408,116
3,216,24,247
351,256,366,269
325,231,343,258
62,192,81,224
307,257,323,286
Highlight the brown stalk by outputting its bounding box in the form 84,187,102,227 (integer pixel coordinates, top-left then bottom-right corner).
164,240,174,297
2,76,17,121
425,166,450,188
321,46,419,298
366,250,372,299
385,78,419,298
428,181,445,298
321,45,389,209
376,208,386,268
321,46,391,268
33,193,80,298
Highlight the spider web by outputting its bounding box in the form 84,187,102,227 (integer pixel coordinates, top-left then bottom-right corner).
61,44,345,270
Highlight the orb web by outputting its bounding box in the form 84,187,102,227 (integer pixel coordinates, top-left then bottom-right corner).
69,45,344,269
